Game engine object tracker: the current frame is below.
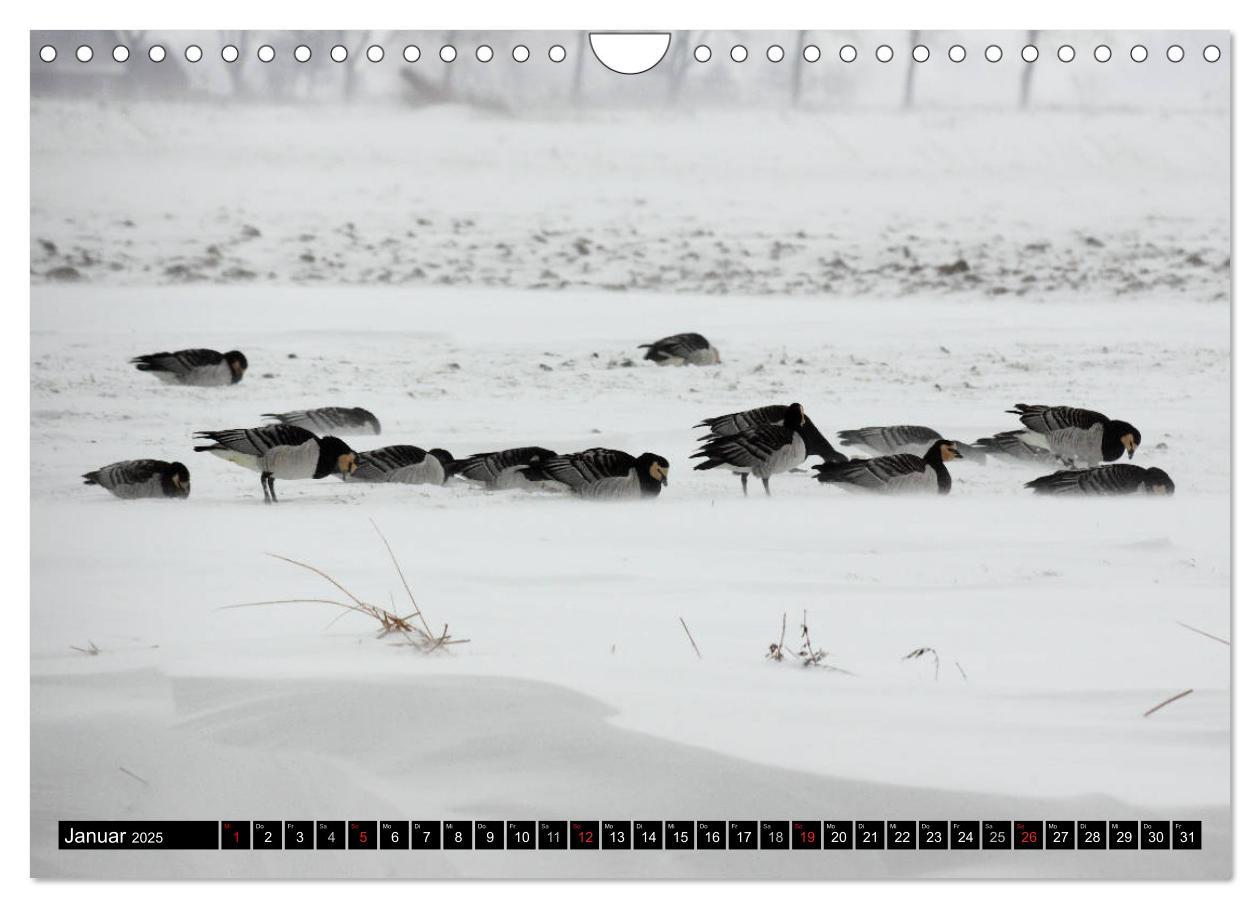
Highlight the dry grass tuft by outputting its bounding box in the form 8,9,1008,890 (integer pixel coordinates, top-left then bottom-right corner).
220,519,467,653
903,646,941,680
902,646,968,682
1143,688,1194,718
767,611,852,673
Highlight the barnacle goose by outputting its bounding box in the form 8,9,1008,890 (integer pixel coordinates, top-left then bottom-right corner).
1025,464,1175,496
639,333,720,366
838,425,987,463
1003,404,1141,467
697,402,844,461
131,349,247,386
522,448,669,499
193,425,358,503
450,446,557,490
347,445,454,485
263,407,382,436
973,430,1064,466
82,459,190,499
692,402,838,496
813,439,962,495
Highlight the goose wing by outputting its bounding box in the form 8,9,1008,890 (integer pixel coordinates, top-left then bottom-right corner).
537,449,637,487
695,404,788,439
642,332,710,357
131,348,223,374
974,431,1062,464
814,453,926,489
663,333,710,355
194,424,316,455
353,445,429,481
85,459,165,487
693,426,794,469
1026,464,1150,495
263,407,380,435
452,446,553,482
1008,404,1108,434
838,425,940,454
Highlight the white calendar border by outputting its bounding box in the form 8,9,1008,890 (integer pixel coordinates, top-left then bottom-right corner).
4,1,1251,906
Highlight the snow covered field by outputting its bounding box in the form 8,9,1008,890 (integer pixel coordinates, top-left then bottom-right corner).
30,92,1229,879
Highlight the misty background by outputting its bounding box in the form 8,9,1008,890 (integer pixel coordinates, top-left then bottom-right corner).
32,29,1228,111
30,30,1229,299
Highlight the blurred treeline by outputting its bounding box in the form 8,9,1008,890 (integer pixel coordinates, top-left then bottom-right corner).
30,29,1228,112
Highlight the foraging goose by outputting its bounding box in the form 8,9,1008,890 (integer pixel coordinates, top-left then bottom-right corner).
193,424,358,503
1026,464,1175,496
263,407,382,436
1004,404,1141,467
82,459,190,499
697,402,844,461
973,430,1064,466
639,333,720,366
522,448,669,500
692,402,836,496
347,445,453,485
813,439,962,495
132,348,247,386
838,425,987,463
450,446,557,491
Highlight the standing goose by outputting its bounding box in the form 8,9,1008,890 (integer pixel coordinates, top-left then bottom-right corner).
973,430,1064,466
1025,464,1175,496
193,424,358,503
697,402,844,465
639,333,721,366
449,446,557,491
1004,404,1141,467
347,445,454,485
263,407,382,436
522,448,669,500
692,402,835,496
82,459,190,500
838,425,987,463
132,348,248,386
813,439,963,495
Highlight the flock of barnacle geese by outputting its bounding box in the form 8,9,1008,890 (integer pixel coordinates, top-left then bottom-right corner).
82,333,1175,503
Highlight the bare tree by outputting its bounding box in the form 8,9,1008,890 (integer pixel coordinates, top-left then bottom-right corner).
340,30,374,101
217,30,248,98
790,30,808,107
1019,29,1039,110
665,30,705,105
571,30,587,105
903,30,920,110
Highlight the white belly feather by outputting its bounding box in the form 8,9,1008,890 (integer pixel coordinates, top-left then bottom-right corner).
1045,424,1104,466
260,438,321,479
754,433,807,479
881,467,939,494
172,362,233,387
383,456,445,485
209,448,262,472
576,473,641,500
490,465,535,491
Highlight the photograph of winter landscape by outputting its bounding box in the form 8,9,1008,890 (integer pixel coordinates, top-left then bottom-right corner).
29,29,1230,879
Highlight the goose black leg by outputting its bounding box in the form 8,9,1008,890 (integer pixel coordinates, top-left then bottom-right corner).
762,476,772,496
267,474,278,502
740,474,749,497
259,472,270,503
